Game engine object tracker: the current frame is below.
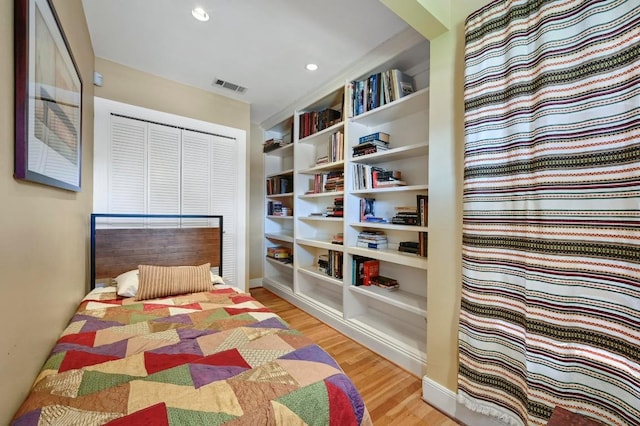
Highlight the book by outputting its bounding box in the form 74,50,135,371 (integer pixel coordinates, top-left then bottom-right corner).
391,69,415,99
362,259,379,286
370,275,399,290
360,197,375,221
356,241,388,249
416,195,428,226
359,132,390,144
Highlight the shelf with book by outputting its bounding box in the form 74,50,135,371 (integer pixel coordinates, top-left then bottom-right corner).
299,265,343,288
264,116,296,293
350,184,428,195
350,143,428,165
348,245,428,269
349,87,429,126
349,285,427,316
350,221,428,233
265,232,294,243
297,237,345,252
265,256,294,270
298,190,345,200
298,160,345,175
262,38,430,376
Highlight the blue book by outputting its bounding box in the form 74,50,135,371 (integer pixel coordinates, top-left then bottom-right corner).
359,132,390,144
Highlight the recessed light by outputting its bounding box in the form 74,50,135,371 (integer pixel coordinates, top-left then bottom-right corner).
191,7,209,22
305,63,318,71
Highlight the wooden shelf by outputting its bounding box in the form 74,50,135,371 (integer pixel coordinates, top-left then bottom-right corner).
266,168,294,179
265,233,294,243
350,88,429,126
350,144,428,164
298,190,344,199
299,160,345,174
299,266,343,288
297,238,345,252
264,143,293,157
349,285,426,316
266,192,294,199
349,221,428,232
346,246,428,269
297,121,344,145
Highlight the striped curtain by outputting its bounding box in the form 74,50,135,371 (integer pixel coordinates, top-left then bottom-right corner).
459,1,640,425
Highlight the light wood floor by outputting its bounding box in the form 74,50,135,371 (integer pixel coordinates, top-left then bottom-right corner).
250,287,461,426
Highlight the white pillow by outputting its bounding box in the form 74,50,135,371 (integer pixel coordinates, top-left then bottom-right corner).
115,269,139,297
114,268,225,297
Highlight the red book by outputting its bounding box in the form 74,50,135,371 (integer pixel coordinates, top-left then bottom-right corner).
362,260,379,286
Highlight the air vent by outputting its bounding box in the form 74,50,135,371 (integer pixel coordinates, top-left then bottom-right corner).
213,78,247,94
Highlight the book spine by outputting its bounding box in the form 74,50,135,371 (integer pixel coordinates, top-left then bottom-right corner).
359,132,390,143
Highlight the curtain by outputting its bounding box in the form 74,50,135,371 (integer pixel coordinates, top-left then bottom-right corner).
459,1,639,425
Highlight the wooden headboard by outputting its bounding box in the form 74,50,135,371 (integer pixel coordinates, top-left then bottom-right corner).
90,214,223,288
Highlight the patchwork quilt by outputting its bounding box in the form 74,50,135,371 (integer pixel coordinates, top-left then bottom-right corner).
12,287,371,425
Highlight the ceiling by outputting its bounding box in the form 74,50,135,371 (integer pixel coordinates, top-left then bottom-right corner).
81,0,415,125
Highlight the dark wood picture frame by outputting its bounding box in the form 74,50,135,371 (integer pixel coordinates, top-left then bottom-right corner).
14,0,83,192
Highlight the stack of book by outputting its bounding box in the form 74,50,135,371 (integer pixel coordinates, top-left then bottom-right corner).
391,206,419,225
352,256,379,286
331,232,344,245
370,275,399,291
267,246,291,263
318,250,343,278
352,132,390,157
398,241,419,254
262,138,291,153
267,200,283,216
299,108,341,139
323,171,344,192
374,170,405,188
357,230,388,249
350,69,415,117
325,197,343,217
266,176,292,195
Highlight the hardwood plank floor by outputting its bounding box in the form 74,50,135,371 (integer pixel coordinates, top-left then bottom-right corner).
250,287,461,426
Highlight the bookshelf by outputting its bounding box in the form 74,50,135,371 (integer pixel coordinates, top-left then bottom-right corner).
262,39,429,375
263,116,294,294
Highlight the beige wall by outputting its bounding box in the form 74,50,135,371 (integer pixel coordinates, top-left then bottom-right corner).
383,0,492,391
0,0,95,421
94,57,250,134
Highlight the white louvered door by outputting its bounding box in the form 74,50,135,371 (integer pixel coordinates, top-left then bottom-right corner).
182,130,238,285
209,135,238,286
148,123,181,227
108,115,146,225
181,130,211,226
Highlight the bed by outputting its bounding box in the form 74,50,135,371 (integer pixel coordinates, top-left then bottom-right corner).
12,214,371,425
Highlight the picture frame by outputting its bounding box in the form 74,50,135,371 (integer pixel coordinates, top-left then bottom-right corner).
14,0,83,192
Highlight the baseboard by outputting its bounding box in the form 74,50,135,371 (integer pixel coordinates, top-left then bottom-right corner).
422,377,506,426
249,278,263,289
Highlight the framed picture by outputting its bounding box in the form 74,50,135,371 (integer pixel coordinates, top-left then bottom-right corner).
15,0,83,192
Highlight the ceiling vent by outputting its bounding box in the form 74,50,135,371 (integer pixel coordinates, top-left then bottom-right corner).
213,78,247,94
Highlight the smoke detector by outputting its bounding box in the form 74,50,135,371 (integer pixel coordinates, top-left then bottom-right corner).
213,78,247,94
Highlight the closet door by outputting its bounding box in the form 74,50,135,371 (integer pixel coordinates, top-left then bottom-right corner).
148,123,181,226
210,135,238,287
181,130,211,226
182,130,238,285
108,115,146,225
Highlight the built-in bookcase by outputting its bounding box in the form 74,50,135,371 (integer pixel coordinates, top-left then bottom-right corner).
263,116,295,292
262,38,430,375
